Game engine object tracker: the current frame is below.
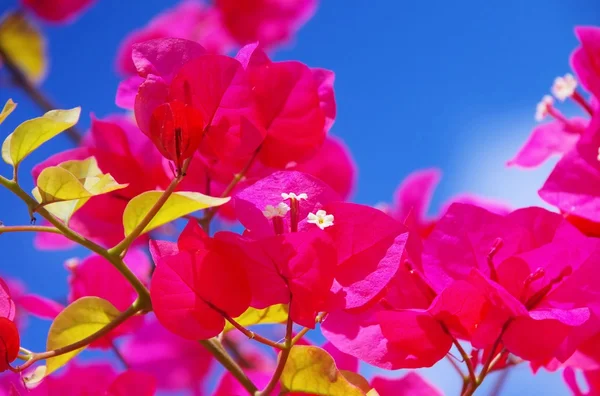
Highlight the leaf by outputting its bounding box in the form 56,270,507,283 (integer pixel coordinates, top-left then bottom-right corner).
0,12,47,83
32,157,127,223
223,304,288,332
23,365,46,389
2,107,81,166
340,371,371,393
0,99,16,125
45,297,121,375
122,191,230,236
280,345,365,396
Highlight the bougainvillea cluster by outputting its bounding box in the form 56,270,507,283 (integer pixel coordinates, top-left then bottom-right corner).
1,1,600,395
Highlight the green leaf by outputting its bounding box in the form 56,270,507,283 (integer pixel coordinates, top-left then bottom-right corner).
0,99,16,125
122,191,230,236
2,107,80,166
32,157,127,223
46,297,121,375
223,304,288,332
0,12,47,83
281,345,366,395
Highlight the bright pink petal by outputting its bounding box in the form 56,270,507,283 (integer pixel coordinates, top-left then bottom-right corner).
215,370,276,396
323,202,409,310
16,294,63,320
131,38,206,80
135,74,170,135
294,136,356,200
508,119,586,168
122,316,213,391
392,168,441,231
107,371,156,396
572,27,600,98
312,68,336,132
234,170,339,238
371,373,443,396
116,75,145,109
322,341,358,372
540,115,600,222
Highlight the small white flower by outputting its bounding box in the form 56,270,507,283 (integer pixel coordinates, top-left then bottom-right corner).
551,73,577,101
535,95,554,122
307,210,334,230
281,192,308,201
263,202,290,219
64,258,80,270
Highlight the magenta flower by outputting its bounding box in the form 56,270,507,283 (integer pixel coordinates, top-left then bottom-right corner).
572,27,600,100
21,0,95,23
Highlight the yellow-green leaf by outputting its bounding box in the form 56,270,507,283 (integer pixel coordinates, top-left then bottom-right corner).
2,107,81,166
224,304,288,332
0,99,16,125
281,345,365,396
32,157,127,223
340,371,371,393
123,191,230,236
46,297,121,375
0,12,47,83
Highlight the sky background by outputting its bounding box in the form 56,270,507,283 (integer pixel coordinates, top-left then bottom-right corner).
1,0,599,394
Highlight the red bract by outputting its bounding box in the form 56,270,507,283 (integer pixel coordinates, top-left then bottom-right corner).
220,229,337,328
151,221,252,340
106,370,157,396
116,1,233,75
564,367,600,396
215,0,317,49
21,0,94,23
149,100,204,171
121,316,213,392
571,26,600,99
508,118,587,168
0,318,19,373
0,278,15,321
540,114,600,223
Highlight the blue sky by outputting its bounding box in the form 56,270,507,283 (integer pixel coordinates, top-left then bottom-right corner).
1,0,599,394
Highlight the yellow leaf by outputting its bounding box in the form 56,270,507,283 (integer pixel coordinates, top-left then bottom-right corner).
32,157,127,223
0,12,47,83
46,297,121,375
281,345,366,396
2,107,81,166
366,390,380,396
123,191,230,236
224,304,288,332
0,99,16,125
341,371,371,393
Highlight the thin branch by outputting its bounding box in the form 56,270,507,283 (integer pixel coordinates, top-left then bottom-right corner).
110,342,130,369
224,315,285,350
0,225,61,234
15,302,140,372
199,339,257,395
451,338,477,390
0,46,82,144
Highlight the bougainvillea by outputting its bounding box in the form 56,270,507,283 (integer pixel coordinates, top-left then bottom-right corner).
2,2,600,396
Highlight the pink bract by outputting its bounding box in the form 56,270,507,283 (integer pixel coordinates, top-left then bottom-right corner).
21,0,95,23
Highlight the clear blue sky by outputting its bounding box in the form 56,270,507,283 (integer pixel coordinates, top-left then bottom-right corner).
1,0,599,394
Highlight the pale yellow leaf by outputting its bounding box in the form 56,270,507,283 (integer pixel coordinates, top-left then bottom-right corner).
46,297,121,375
123,191,230,236
32,157,127,223
280,345,365,396
0,12,47,83
341,370,371,393
224,304,288,332
0,99,16,125
2,107,81,166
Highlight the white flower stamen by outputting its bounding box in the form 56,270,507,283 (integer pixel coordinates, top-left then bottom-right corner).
535,95,554,122
307,210,334,230
263,202,290,219
551,73,577,101
281,192,308,201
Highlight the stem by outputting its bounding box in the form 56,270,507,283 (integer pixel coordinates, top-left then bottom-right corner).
257,302,293,396
0,175,151,309
0,225,61,234
199,339,257,395
572,91,594,116
224,315,285,350
201,147,260,226
15,302,141,372
0,46,82,144
452,338,477,390
109,159,190,256
110,341,130,369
